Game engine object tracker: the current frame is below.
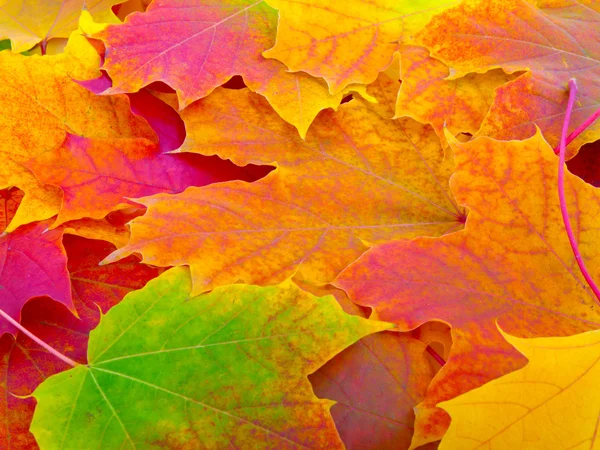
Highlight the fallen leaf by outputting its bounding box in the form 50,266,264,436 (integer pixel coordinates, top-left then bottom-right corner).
335,129,600,447
396,46,515,140
0,163,63,234
127,89,186,153
307,287,437,450
65,235,161,326
105,88,463,295
0,299,88,450
0,48,156,231
439,328,600,450
26,134,269,226
418,0,600,152
0,221,73,336
354,68,400,120
62,27,103,80
262,0,456,93
113,0,151,20
566,139,600,187
0,0,121,53
96,0,362,136
0,188,129,248
0,235,159,449
30,266,391,448
311,331,437,450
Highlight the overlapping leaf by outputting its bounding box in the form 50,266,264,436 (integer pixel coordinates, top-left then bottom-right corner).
104,88,462,295
0,221,73,336
26,133,270,226
60,216,132,248
0,236,159,449
0,0,121,53
439,328,600,450
1,1,598,448
127,89,186,152
396,46,515,140
0,47,156,231
113,0,152,19
358,67,401,120
1,185,130,247
65,236,160,326
567,139,600,187
263,0,456,93
336,130,600,447
312,332,437,450
305,285,438,450
96,0,366,136
31,267,391,448
418,0,600,152
0,299,87,450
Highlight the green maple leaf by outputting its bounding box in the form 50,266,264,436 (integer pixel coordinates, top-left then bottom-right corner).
30,266,391,449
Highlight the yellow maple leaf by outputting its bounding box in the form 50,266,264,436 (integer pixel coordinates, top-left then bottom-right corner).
263,0,456,93
439,328,600,450
0,0,121,53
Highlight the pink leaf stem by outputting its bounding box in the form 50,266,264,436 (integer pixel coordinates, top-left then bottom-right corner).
554,104,600,154
558,78,600,305
0,307,79,367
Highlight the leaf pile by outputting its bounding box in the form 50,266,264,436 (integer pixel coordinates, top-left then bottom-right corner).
0,0,599,448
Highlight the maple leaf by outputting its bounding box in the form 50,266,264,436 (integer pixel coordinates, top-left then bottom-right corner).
0,165,62,234
2,1,599,448
303,284,438,450
438,328,600,450
396,45,515,140
30,267,391,448
0,0,121,53
0,298,87,450
65,235,161,327
312,331,436,450
95,0,367,136
0,47,156,231
418,0,600,152
103,88,463,295
60,26,105,80
1,184,131,248
335,130,600,447
0,236,159,449
0,221,74,336
25,133,270,227
262,0,456,93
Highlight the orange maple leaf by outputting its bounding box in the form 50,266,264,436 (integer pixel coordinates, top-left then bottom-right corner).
336,129,600,447
104,88,463,295
418,0,600,152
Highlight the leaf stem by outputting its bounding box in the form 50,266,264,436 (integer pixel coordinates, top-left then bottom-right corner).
0,308,79,367
426,345,446,366
554,105,600,154
558,79,600,305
